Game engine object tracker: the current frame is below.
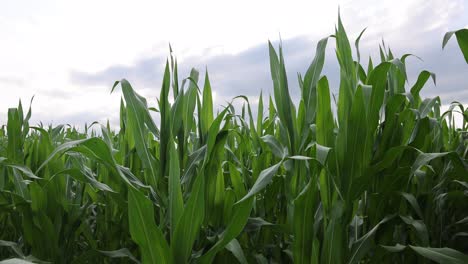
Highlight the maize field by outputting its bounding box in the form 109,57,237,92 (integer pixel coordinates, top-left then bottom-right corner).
1,17,468,263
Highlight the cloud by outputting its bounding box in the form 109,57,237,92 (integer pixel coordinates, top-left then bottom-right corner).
63,0,467,127
30,109,119,129
38,88,76,99
70,55,166,89
69,35,338,99
0,76,25,87
399,34,468,103
69,31,468,110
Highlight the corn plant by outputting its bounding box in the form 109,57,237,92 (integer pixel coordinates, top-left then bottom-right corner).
0,15,467,263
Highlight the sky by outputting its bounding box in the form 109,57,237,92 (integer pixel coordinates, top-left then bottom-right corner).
0,0,467,128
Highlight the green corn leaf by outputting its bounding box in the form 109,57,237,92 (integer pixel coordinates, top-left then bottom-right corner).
410,70,436,102
112,79,160,189
348,215,395,264
168,140,183,239
410,246,468,264
199,197,253,263
400,192,424,220
302,36,329,127
201,70,214,137
443,29,468,63
225,239,248,264
401,215,429,246
128,187,171,264
171,171,205,263
159,61,172,186
261,135,286,159
236,161,282,204
316,76,334,147
0,240,25,258
293,181,319,264
269,41,297,153
0,259,35,264
98,248,140,264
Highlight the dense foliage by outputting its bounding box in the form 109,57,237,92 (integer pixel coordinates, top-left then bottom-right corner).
1,17,468,263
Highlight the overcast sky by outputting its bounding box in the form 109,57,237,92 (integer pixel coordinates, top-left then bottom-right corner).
1,0,467,127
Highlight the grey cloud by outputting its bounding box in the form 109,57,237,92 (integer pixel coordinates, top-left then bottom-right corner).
69,8,468,113
70,56,166,89
30,109,119,129
38,88,76,99
68,36,338,100
178,35,341,101
0,76,25,87
391,35,468,103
